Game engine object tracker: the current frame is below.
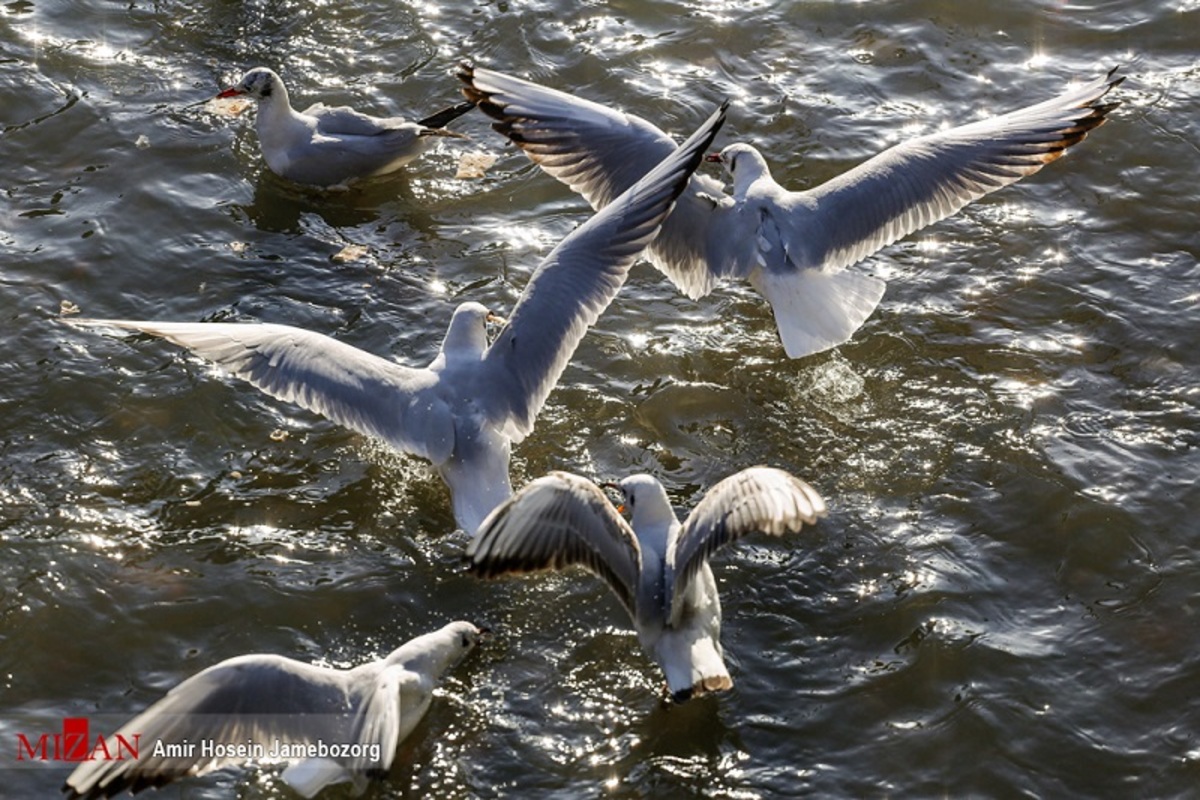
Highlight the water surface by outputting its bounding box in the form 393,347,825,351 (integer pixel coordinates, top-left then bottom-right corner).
2,0,1198,797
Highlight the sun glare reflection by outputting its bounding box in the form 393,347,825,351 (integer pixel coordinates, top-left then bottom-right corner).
1026,52,1051,70
628,60,689,98
993,377,1055,410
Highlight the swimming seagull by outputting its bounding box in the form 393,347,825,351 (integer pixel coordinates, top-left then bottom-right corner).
62,621,484,799
213,66,476,187
461,64,1123,358
73,102,727,534
466,467,827,701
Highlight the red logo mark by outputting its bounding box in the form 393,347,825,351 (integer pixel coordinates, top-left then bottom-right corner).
16,718,139,762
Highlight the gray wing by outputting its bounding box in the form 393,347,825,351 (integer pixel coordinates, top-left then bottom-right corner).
477,100,727,441
666,467,827,619
63,654,397,799
304,102,408,136
462,64,736,299
74,320,455,465
466,471,643,618
793,68,1123,273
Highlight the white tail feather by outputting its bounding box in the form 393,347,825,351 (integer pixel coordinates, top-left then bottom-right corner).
655,627,731,698
752,268,886,359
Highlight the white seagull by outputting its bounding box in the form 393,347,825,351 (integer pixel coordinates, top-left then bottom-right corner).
214,66,476,187
466,467,827,701
461,64,1123,358
74,103,727,534
62,621,484,799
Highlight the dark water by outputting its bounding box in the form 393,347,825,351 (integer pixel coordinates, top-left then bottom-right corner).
3,0,1198,797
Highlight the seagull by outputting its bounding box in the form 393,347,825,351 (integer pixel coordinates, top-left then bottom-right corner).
461,64,1123,358
466,467,827,701
213,66,477,187
62,621,484,799
73,102,727,534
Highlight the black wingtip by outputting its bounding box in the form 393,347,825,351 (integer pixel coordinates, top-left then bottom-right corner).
418,99,477,130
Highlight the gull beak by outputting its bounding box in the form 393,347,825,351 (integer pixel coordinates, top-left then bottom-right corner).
216,87,245,99
704,152,724,163
485,312,506,326
598,481,625,513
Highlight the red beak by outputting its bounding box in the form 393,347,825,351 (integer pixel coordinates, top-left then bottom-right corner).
704,152,724,163
216,87,244,99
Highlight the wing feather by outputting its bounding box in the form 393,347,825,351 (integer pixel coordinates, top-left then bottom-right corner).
477,100,727,440
73,320,454,464
796,68,1123,274
667,467,827,618
466,471,643,617
63,655,387,799
461,64,734,300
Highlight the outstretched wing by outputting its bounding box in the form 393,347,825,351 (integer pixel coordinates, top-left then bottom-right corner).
476,98,727,441
466,471,643,618
667,467,826,620
74,320,455,465
462,64,736,299
63,655,392,799
793,68,1123,274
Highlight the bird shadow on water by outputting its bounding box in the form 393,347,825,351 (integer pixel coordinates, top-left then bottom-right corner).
238,169,439,236
611,696,742,790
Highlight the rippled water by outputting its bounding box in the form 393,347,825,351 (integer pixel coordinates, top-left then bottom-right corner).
3,0,1198,797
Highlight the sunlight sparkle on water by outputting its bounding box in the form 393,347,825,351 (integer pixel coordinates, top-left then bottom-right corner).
1025,52,1052,70
993,377,1055,410
625,331,649,350
685,0,758,24
628,60,689,98
914,238,946,261
854,578,880,599
884,119,931,145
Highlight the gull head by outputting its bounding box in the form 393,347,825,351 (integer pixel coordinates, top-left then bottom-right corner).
218,67,284,102
390,620,485,678
608,474,678,536
706,143,771,187
441,301,495,360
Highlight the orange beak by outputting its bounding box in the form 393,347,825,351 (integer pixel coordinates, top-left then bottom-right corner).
599,481,624,513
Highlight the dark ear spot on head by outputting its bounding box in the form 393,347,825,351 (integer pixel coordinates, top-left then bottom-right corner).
461,634,471,648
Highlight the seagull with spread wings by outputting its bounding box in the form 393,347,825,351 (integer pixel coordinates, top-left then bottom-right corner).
461,65,1122,358
466,467,826,701
74,102,727,534
63,621,484,799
